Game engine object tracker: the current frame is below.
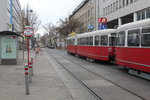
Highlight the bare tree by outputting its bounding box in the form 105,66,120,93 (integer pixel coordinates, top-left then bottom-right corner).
19,5,41,49
28,11,41,33
43,23,58,48
56,17,81,45
57,17,80,36
40,33,48,46
20,5,41,33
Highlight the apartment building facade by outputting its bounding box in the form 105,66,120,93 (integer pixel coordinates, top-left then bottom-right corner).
70,0,150,33
101,0,150,28
70,0,96,33
0,0,21,32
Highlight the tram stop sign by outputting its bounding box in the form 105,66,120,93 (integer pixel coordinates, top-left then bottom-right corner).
23,26,34,37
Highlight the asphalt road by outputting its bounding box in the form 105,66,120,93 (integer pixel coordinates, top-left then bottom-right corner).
45,48,150,100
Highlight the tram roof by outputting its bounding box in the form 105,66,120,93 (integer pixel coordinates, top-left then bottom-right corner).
118,18,150,31
77,29,117,38
66,35,76,40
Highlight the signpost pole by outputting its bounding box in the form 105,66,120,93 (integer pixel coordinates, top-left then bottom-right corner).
27,38,30,68
27,38,32,83
24,63,29,94
23,26,34,94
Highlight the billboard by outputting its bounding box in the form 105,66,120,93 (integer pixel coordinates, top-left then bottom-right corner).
1,36,17,59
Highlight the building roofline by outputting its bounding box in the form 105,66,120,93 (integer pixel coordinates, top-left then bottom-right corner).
71,0,89,17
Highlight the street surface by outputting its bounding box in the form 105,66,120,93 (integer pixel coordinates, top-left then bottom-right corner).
45,48,150,100
0,49,149,100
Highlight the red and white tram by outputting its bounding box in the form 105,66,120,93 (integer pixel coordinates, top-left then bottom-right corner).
116,19,150,79
66,36,76,55
67,29,117,61
66,19,150,80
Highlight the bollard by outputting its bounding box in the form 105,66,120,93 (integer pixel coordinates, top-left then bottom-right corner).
28,61,32,83
30,57,34,76
24,63,30,94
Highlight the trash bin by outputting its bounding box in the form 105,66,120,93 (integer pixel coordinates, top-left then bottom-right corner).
0,31,21,65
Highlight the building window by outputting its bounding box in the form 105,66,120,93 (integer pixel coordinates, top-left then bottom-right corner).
122,0,125,7
134,0,138,2
110,4,113,13
141,10,145,19
103,8,105,16
119,0,121,8
126,0,129,5
108,6,110,14
116,1,118,10
113,2,115,12
137,11,141,20
106,7,108,15
91,8,94,13
88,10,90,17
146,8,150,18
137,10,146,20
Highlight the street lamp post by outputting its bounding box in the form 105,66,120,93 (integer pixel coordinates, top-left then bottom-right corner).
26,4,33,26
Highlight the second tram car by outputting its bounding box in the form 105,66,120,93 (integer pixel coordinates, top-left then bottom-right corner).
116,19,150,80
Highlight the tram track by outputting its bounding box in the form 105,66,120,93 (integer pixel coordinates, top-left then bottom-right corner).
46,49,146,100
45,50,102,100
63,56,146,100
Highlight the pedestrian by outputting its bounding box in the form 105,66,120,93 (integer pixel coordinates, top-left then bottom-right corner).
34,46,41,58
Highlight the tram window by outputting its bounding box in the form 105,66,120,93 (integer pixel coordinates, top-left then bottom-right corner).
109,33,117,46
69,40,71,45
128,29,140,46
95,35,99,46
141,27,150,46
77,39,79,45
81,38,83,45
109,37,117,46
90,36,93,45
70,40,72,45
67,40,69,45
82,38,85,45
82,38,84,45
78,38,80,45
79,38,81,45
72,39,74,45
86,37,89,45
85,37,86,45
118,31,125,46
100,35,108,46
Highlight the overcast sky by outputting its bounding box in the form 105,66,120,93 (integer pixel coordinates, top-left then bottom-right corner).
20,0,82,34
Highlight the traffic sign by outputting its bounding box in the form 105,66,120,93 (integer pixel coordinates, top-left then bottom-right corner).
23,26,34,37
98,17,107,23
98,25,107,30
87,24,94,30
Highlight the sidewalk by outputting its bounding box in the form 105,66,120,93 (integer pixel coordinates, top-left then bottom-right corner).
0,50,96,100
0,50,73,100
